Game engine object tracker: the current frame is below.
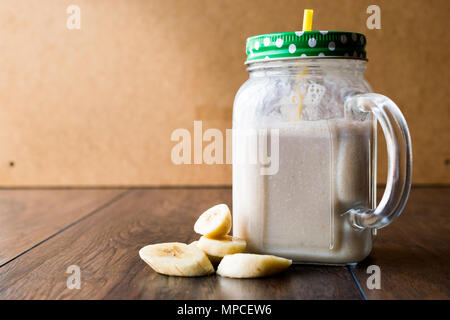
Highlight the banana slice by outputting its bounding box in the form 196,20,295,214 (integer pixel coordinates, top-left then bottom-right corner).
217,253,292,278
197,235,246,257
139,242,214,277
190,241,223,266
194,204,231,237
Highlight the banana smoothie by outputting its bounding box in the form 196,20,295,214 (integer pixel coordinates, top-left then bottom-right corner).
233,119,375,264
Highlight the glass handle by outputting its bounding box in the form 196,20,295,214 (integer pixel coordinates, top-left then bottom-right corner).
344,93,413,229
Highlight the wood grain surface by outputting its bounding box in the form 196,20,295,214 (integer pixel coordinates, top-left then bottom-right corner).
0,187,448,299
352,187,450,299
0,189,125,266
0,188,361,299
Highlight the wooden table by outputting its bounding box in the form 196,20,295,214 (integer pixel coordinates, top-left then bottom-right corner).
0,187,448,300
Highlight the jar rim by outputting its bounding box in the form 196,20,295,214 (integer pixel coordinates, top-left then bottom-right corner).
245,56,368,65
246,58,367,73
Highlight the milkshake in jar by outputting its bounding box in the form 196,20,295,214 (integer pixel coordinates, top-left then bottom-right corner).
232,12,412,264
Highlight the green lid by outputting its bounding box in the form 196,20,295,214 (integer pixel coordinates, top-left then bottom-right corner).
245,31,367,64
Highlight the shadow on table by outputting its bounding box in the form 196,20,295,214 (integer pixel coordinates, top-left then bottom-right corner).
135,264,362,299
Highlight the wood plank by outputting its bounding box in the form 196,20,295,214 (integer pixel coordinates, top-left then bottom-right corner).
0,189,125,266
352,187,450,299
0,188,361,299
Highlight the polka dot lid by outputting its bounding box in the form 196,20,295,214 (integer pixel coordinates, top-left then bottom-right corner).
246,31,367,64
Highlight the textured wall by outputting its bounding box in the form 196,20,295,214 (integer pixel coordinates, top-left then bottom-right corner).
0,0,448,186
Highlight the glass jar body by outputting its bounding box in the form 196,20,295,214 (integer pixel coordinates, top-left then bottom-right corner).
232,59,375,264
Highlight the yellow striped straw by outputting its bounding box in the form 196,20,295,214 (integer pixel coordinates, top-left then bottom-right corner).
294,10,314,120
302,9,314,31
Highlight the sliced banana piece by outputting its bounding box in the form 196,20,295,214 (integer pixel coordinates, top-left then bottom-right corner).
197,235,246,258
194,204,231,237
139,242,214,277
190,241,223,266
217,253,292,278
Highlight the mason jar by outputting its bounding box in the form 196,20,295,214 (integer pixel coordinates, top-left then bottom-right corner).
232,31,412,264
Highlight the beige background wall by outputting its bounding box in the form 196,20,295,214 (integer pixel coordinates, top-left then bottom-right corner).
0,0,448,186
